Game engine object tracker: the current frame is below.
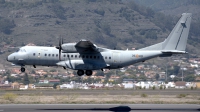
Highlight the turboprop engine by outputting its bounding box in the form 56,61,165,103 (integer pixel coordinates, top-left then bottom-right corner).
61,43,77,53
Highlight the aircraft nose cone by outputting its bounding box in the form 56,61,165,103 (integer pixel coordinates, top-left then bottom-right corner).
7,55,11,62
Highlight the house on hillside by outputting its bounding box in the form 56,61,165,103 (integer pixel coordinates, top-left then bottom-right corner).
0,78,4,84
19,85,28,90
12,82,20,89
34,83,54,89
49,79,60,84
175,81,186,89
123,79,134,83
0,84,12,89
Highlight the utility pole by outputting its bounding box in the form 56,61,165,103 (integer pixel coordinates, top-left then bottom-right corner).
181,60,184,81
165,65,167,82
182,67,183,81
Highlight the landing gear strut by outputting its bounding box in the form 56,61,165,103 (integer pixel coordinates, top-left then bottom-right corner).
21,67,25,72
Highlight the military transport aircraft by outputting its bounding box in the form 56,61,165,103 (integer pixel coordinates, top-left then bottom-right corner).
7,13,192,76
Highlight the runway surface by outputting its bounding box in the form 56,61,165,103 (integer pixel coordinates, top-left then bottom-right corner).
0,89,199,95
0,104,199,112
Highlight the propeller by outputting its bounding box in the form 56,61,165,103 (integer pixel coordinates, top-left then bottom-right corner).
56,37,63,61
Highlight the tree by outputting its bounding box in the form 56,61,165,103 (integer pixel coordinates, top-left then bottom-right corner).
53,83,59,89
155,73,159,80
0,18,15,34
173,65,180,75
145,30,157,39
0,0,5,4
23,73,30,85
184,75,195,82
51,4,66,20
101,23,111,35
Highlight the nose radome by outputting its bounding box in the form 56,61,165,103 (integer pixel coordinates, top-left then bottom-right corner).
6,55,10,61
7,54,11,62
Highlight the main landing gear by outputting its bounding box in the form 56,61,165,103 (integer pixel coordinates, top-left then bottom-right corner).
77,70,93,76
20,67,25,72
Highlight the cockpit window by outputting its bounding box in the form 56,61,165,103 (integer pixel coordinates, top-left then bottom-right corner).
16,48,26,52
16,49,20,52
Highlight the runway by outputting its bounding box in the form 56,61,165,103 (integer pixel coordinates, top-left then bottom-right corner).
0,89,199,95
0,104,199,112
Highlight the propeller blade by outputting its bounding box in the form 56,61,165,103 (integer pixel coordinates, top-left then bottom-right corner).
59,37,61,48
59,48,61,61
55,36,64,60
62,37,64,44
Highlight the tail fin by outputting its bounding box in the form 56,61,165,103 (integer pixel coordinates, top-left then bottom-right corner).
139,13,192,51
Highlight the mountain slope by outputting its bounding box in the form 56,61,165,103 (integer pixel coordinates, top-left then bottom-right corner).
0,0,198,66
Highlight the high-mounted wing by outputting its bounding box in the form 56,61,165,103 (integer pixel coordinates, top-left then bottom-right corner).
75,39,98,53
59,39,106,53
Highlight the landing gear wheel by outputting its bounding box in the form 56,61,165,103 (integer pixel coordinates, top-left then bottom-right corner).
77,70,84,76
21,67,25,72
85,70,92,76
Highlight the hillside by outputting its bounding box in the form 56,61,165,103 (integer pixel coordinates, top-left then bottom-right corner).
0,0,198,67
133,0,200,20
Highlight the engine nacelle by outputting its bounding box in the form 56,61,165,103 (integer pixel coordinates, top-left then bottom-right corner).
61,43,77,53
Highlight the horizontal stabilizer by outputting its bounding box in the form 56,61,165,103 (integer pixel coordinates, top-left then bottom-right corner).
161,50,188,54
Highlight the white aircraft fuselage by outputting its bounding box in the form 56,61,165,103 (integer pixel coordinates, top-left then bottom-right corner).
7,46,163,69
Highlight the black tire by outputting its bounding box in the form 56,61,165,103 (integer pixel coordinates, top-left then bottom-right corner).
21,67,25,72
77,70,84,76
85,70,92,76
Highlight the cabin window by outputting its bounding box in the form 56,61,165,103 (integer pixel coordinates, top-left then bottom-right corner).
56,54,58,57
75,55,77,58
109,57,111,59
67,55,69,58
105,56,107,59
97,56,100,59
52,54,54,57
82,55,85,58
45,54,47,56
71,55,73,58
33,53,35,56
94,56,96,59
48,54,51,57
64,55,66,57
86,56,88,58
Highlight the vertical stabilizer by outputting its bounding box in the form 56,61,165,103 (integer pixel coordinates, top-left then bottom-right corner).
162,13,192,51
139,13,192,51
